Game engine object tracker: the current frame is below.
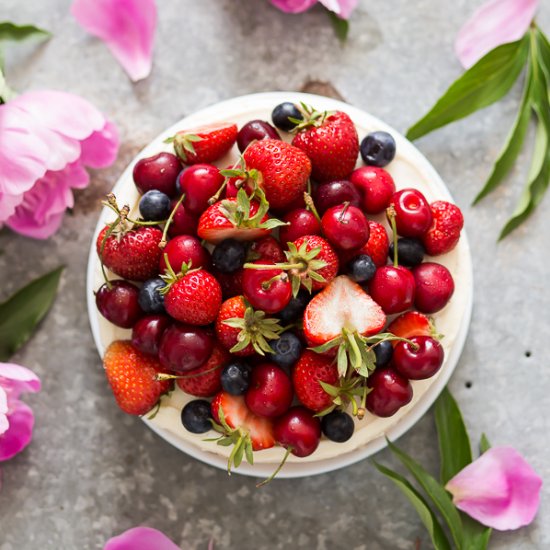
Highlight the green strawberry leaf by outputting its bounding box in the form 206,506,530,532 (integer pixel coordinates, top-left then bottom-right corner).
373,461,452,550
434,387,472,485
407,35,530,141
0,266,63,360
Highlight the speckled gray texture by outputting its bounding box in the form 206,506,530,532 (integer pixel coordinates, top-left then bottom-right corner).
1,1,549,548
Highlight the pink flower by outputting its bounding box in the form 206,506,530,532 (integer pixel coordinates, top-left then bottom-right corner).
72,0,157,82
455,0,539,69
270,0,358,19
0,363,41,462
0,90,118,239
104,527,180,550
445,446,542,530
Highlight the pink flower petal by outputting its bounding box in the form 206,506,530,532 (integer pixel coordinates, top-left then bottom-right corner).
0,387,8,436
446,446,542,530
80,120,120,169
6,162,89,239
104,527,180,550
0,402,35,462
270,0,318,14
455,0,539,69
72,0,157,82
319,0,358,18
0,363,41,400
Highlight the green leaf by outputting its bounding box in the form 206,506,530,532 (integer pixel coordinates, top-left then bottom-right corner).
387,439,464,548
462,515,492,550
326,11,349,42
535,27,550,83
373,462,452,550
407,35,530,141
434,387,472,485
479,433,491,454
0,21,51,44
0,266,63,360
0,68,16,103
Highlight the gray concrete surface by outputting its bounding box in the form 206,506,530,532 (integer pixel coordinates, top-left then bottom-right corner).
1,0,549,548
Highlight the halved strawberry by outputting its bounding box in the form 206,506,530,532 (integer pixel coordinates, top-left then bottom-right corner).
387,311,439,343
169,122,238,165
197,191,284,244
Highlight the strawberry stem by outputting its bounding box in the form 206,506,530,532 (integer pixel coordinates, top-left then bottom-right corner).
256,447,293,488
160,192,186,248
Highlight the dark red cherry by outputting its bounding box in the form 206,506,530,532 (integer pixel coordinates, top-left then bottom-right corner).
96,281,142,328
412,262,455,313
279,208,322,245
159,235,210,273
133,152,181,197
390,188,433,237
245,363,293,418
178,164,224,215
237,120,280,152
321,203,370,250
350,166,395,214
158,324,214,373
131,314,171,355
393,336,444,380
167,199,198,238
313,180,362,215
273,406,321,457
369,265,415,314
366,368,413,417
248,236,285,263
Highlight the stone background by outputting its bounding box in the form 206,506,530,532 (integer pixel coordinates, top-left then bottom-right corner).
1,0,549,548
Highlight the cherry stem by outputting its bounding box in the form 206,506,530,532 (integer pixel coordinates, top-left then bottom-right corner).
338,201,350,223
256,447,293,488
387,205,399,268
156,364,223,381
163,253,179,281
303,191,322,223
261,273,287,291
160,192,186,248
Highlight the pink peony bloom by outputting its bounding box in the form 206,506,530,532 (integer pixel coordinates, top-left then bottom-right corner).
455,0,539,69
446,446,542,531
271,0,358,19
72,0,157,82
104,527,180,550
0,90,118,239
0,363,41,462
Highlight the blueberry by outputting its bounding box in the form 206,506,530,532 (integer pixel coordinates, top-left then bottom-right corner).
138,278,166,313
388,238,425,267
271,102,303,132
373,340,393,367
211,238,247,274
268,332,303,369
277,289,310,324
360,131,396,167
181,399,212,433
221,361,252,395
139,190,171,221
347,254,377,283
321,410,355,442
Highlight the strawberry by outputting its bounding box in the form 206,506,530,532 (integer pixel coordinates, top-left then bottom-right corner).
241,139,312,209
197,191,285,244
422,201,464,256
387,311,439,343
161,263,222,326
97,224,163,282
103,340,171,415
292,350,339,412
338,221,389,268
176,343,229,397
215,296,283,356
170,122,238,165
291,108,359,182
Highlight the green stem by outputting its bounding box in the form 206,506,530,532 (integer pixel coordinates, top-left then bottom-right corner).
256,447,292,488
160,192,186,247
303,191,322,224
243,262,305,271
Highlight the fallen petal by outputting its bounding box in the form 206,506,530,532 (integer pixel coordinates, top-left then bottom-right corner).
0,387,8,436
446,446,542,530
270,0,318,14
104,527,181,550
0,402,35,462
72,0,157,81
0,363,41,400
455,0,539,69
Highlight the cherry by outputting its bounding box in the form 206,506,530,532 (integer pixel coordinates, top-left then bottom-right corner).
390,188,433,237
248,236,285,263
242,261,292,314
245,363,293,418
313,180,361,215
279,208,321,244
273,406,321,457
412,262,455,313
321,203,370,251
158,324,214,373
393,336,444,380
350,166,395,214
178,164,224,215
167,199,198,238
237,120,280,152
133,152,181,197
159,235,210,273
96,281,142,328
366,368,413,417
369,265,415,314
131,314,171,355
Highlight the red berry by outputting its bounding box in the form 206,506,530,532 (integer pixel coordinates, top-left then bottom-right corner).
131,314,171,355
387,311,434,342
393,336,444,380
366,368,413,417
178,164,224,216
248,236,285,263
237,120,280,152
312,180,362,215
291,235,339,292
214,268,245,299
279,208,322,245
350,166,395,214
159,235,210,273
369,265,415,314
167,200,198,238
337,220,389,268
96,280,142,328
242,262,292,314
273,407,321,457
245,363,293,418
321,203,370,251
133,152,181,197
158,324,214,373
390,188,433,238
412,262,454,313
422,201,464,256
